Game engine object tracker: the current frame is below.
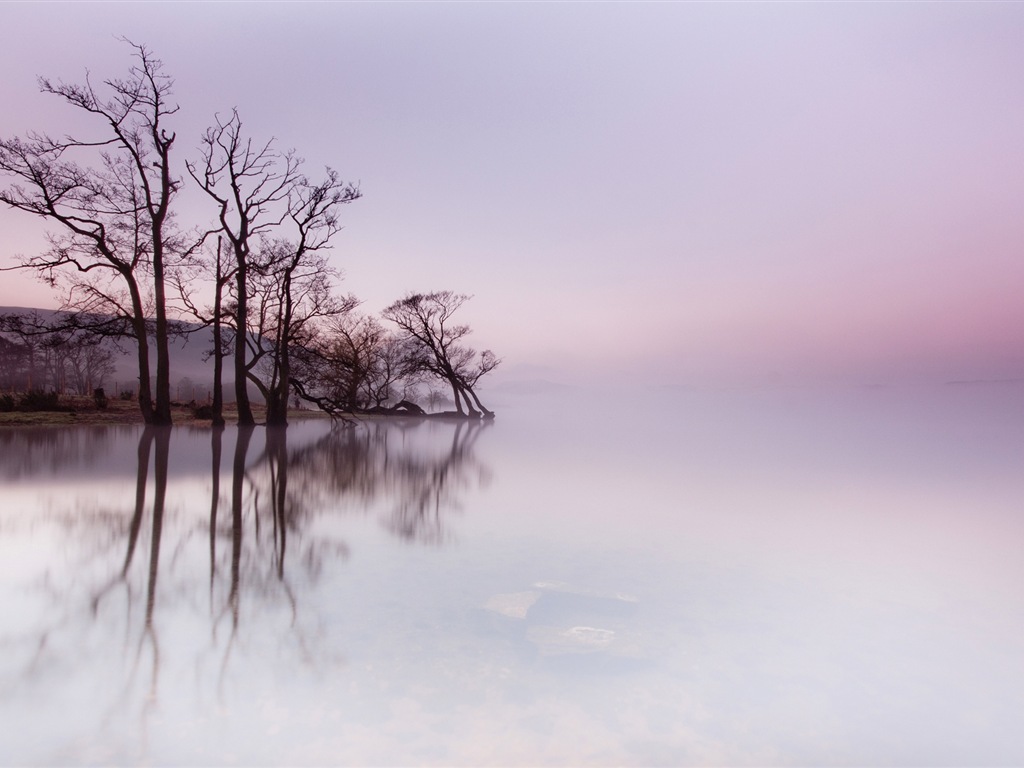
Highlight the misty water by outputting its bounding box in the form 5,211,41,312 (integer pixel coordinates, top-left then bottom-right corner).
1,385,1022,766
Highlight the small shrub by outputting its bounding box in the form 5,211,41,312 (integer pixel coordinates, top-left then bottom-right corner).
0,394,14,412
93,388,108,410
120,390,135,401
192,403,214,420
18,390,62,412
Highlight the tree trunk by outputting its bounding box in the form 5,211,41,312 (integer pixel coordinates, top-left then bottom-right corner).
265,393,288,426
211,239,226,427
264,369,289,426
211,313,225,427
121,272,157,424
450,379,465,415
459,384,481,418
132,312,156,425
234,259,254,426
463,384,494,419
152,246,172,425
265,276,294,427
148,114,175,426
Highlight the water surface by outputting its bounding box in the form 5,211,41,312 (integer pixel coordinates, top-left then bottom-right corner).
1,385,1022,765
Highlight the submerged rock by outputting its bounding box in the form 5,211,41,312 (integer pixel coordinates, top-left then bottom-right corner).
483,590,542,619
482,582,650,662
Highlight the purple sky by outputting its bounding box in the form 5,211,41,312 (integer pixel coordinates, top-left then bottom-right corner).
1,2,1023,386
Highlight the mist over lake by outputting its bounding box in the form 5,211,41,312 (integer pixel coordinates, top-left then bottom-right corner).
1,384,1021,765
1,3,1023,763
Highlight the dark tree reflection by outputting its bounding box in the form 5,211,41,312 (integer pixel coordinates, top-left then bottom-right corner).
385,420,489,543
0,425,137,481
282,419,492,544
208,424,223,592
123,427,154,575
1,417,491,742
265,426,290,579
141,427,171,707
227,424,254,629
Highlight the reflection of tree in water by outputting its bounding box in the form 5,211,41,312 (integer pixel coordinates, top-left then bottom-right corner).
64,427,173,721
284,419,491,544
204,419,491,694
385,420,490,543
4,417,490,755
140,427,170,712
0,425,137,481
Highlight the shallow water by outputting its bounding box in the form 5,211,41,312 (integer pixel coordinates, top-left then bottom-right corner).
1,385,1022,766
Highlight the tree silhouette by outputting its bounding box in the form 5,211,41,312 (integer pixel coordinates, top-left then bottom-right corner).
382,291,500,418
0,41,182,424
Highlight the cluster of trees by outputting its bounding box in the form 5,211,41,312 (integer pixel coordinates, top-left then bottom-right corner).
0,315,119,395
0,41,498,426
293,290,500,420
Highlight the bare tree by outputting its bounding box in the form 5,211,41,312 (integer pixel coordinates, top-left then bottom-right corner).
0,41,181,424
382,291,500,418
247,172,361,426
65,336,119,395
246,239,357,424
325,313,390,410
302,313,419,413
336,314,404,410
187,110,300,426
189,111,361,426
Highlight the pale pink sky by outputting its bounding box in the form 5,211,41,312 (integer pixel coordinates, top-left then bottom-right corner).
1,2,1022,385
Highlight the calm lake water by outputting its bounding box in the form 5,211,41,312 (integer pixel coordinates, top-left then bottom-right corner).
1,385,1022,766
